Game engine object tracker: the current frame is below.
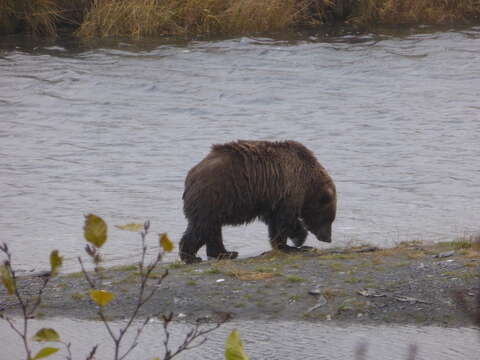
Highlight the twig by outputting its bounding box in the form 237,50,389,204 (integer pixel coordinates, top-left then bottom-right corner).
162,313,224,360
1,242,36,360
61,341,73,360
85,345,98,360
78,256,96,289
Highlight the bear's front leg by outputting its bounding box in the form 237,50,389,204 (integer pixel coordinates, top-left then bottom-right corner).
266,210,300,251
288,218,308,247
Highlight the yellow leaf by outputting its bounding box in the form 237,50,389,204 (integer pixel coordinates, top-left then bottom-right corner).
84,214,108,248
33,328,60,342
32,347,59,359
115,223,144,232
225,329,249,360
49,251,63,276
90,289,114,307
159,233,174,253
0,264,15,295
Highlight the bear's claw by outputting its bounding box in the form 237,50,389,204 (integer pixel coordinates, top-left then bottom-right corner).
181,254,203,264
208,251,239,261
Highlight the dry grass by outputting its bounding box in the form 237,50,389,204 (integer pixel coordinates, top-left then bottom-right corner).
208,260,277,281
3,0,480,38
0,0,61,35
351,0,480,25
0,0,88,35
76,0,333,38
77,0,177,39
223,0,298,34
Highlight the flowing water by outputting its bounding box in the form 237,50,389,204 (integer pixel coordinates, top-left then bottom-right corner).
1,318,479,359
1,27,480,272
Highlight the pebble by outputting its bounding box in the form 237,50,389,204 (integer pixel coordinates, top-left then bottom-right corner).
434,250,455,258
308,288,321,296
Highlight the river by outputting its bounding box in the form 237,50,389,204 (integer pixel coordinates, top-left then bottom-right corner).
1,318,479,359
1,26,480,272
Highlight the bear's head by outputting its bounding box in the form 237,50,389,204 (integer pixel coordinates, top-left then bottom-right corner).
302,183,336,243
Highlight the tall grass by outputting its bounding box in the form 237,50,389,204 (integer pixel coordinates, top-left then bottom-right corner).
0,0,89,35
76,0,332,38
351,0,480,25
77,0,177,39
0,0,60,35
2,0,480,38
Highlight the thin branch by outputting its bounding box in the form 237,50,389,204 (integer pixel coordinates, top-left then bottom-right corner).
2,243,32,360
163,316,224,360
61,341,73,360
4,315,25,338
85,345,98,360
27,276,51,317
114,222,162,359
96,308,118,344
78,257,96,289
118,316,150,360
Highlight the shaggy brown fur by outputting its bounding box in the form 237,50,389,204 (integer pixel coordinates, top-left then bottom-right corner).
179,140,336,263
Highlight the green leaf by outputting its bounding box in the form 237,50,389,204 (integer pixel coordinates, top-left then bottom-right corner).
115,223,144,232
159,233,174,253
49,251,63,276
32,347,59,359
84,214,108,248
225,329,249,360
0,264,15,295
90,289,114,307
33,328,60,342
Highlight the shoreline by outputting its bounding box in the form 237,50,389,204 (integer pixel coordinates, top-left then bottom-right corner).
1,241,479,326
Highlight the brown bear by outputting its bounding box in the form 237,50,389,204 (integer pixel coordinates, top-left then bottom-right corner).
179,140,336,264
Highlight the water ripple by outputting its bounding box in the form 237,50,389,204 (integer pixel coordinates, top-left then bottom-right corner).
1,27,479,271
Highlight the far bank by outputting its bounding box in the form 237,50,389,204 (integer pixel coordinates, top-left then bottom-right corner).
1,0,480,38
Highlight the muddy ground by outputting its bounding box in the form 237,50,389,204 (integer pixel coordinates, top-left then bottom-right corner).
2,241,480,326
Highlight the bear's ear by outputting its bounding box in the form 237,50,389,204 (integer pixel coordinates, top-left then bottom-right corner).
320,187,335,203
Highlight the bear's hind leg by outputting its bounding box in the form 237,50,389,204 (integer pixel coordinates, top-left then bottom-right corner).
179,223,204,264
206,225,239,261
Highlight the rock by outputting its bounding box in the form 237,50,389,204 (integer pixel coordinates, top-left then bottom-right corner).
357,288,387,297
393,295,431,304
434,251,455,258
308,288,322,296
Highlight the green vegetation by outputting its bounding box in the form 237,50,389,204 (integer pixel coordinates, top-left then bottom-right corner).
328,262,345,272
2,0,480,38
344,276,362,284
286,275,305,283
